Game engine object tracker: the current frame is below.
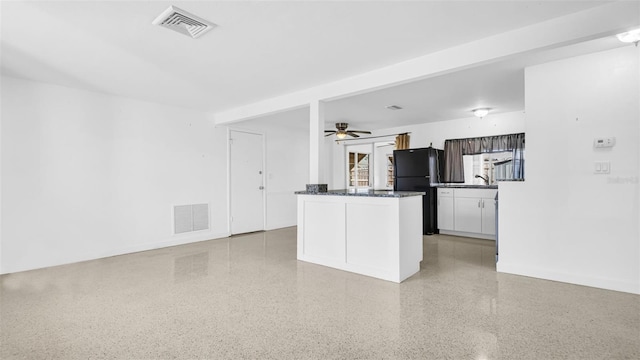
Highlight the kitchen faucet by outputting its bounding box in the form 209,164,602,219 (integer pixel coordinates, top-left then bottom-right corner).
475,174,489,185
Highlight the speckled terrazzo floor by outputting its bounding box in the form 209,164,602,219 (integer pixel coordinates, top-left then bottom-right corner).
1,227,639,359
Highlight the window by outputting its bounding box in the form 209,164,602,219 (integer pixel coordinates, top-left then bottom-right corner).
346,142,392,189
443,133,525,182
349,152,370,187
462,151,520,185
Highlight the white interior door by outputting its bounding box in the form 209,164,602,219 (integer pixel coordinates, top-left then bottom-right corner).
230,130,264,235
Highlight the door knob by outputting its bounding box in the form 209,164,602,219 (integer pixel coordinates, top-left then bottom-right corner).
259,186,264,190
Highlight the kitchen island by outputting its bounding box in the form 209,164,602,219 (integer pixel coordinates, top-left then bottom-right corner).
295,189,424,283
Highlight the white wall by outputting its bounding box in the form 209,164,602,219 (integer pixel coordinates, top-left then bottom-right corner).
326,137,345,190
498,46,640,294
231,109,310,230
1,76,229,274
263,129,309,230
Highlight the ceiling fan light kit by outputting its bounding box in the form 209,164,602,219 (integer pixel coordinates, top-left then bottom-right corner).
325,122,372,139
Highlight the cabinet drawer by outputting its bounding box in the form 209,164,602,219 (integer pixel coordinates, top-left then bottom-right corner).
437,188,454,197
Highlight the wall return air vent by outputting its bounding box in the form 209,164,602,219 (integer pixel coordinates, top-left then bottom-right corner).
152,6,216,39
174,204,210,234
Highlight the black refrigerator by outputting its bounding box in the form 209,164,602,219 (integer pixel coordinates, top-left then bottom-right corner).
393,146,444,235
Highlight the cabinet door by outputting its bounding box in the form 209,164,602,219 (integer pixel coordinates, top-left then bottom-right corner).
454,197,482,233
481,198,496,236
437,195,454,231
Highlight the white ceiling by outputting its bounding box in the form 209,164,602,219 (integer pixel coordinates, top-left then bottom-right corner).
1,0,632,131
324,34,627,131
325,61,527,131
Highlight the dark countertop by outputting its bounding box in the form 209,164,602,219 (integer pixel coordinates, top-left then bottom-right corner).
295,189,425,198
434,184,499,189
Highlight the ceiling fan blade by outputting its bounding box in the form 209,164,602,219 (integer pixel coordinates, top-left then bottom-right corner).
347,132,360,138
324,130,336,133
325,132,336,137
348,130,372,134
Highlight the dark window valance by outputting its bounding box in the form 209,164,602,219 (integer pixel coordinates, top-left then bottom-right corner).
444,133,525,182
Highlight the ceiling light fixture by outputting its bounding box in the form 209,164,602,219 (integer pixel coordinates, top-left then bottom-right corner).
473,108,490,118
336,131,347,139
617,29,640,46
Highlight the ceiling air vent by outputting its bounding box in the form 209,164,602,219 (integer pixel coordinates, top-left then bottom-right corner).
152,6,216,39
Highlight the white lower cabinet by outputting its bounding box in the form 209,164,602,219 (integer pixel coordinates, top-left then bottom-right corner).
437,188,497,239
481,197,496,236
454,197,482,233
437,189,454,231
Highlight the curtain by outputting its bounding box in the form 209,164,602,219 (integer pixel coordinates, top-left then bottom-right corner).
444,139,465,182
511,133,525,179
444,133,525,182
395,133,410,150
460,133,524,154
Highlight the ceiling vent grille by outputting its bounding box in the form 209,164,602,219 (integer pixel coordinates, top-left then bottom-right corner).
152,6,216,39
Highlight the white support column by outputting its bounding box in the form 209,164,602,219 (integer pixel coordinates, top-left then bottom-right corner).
309,100,325,184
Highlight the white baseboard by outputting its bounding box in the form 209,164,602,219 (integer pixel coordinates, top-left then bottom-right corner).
439,229,496,240
120,231,231,255
265,222,297,231
497,262,640,295
0,231,231,275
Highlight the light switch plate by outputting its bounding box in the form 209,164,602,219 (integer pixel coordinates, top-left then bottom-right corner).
594,161,611,174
